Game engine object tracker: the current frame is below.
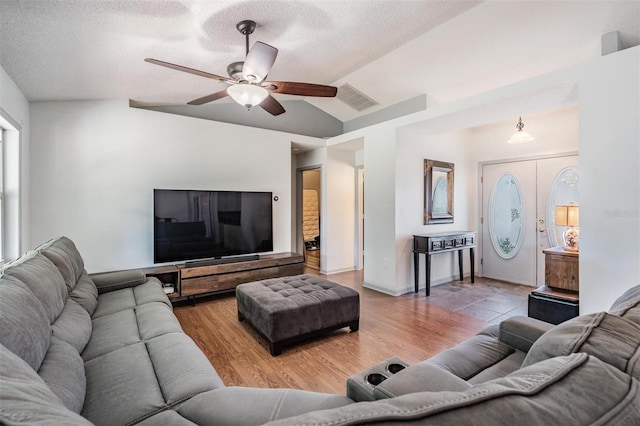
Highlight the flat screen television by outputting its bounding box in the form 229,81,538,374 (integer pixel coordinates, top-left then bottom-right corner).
153,189,273,264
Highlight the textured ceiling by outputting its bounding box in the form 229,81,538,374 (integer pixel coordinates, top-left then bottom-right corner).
1,1,639,125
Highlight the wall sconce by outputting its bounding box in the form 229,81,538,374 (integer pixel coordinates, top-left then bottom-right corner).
555,203,579,252
507,117,535,144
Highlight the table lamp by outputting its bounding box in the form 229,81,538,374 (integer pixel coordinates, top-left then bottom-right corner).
555,203,579,252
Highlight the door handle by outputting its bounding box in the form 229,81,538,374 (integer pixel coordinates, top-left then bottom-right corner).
538,219,545,233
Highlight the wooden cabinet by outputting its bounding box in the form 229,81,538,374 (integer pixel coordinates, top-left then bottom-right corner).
144,252,304,303
543,247,578,291
528,247,579,324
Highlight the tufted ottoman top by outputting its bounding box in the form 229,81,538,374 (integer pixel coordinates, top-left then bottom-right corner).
236,274,360,353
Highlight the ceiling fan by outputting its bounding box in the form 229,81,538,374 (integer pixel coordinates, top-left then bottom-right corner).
145,20,337,116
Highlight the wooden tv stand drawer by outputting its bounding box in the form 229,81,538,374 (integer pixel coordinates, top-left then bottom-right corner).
176,252,304,301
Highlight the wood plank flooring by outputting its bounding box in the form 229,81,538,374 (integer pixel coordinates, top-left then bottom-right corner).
172,270,528,395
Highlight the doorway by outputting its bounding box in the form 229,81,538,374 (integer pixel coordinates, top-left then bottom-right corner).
301,168,321,270
481,154,579,286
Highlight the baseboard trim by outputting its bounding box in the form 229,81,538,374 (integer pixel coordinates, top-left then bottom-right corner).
363,282,405,296
322,266,356,275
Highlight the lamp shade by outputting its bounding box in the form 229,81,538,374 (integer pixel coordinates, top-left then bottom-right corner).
506,130,535,144
555,203,579,227
227,84,269,109
507,117,535,144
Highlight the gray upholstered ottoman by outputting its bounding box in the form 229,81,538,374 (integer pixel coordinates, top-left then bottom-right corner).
236,274,360,355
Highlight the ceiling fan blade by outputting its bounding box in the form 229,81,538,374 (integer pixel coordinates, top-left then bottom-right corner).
243,42,278,83
187,89,229,105
145,58,231,83
263,81,337,97
260,95,285,116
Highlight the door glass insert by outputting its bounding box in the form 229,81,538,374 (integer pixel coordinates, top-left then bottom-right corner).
548,167,580,247
489,173,525,259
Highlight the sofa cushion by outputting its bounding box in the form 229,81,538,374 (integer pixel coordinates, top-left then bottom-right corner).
609,284,640,325
466,350,526,384
82,308,142,362
51,298,92,354
371,363,471,399
82,301,182,362
522,312,640,380
0,343,92,426
82,333,224,425
135,410,198,425
267,354,640,425
70,272,99,316
2,252,67,324
39,236,86,293
426,324,516,381
38,337,86,414
176,387,353,425
0,275,51,371
91,278,170,319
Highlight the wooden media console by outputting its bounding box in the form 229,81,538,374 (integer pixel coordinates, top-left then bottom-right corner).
143,252,304,303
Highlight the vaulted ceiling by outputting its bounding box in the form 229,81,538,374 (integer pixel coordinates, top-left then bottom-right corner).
1,1,639,136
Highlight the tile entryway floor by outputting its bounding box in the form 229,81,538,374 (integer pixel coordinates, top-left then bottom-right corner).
424,278,531,324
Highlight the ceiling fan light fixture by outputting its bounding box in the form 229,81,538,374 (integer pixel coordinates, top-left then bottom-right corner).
507,116,535,144
227,84,269,109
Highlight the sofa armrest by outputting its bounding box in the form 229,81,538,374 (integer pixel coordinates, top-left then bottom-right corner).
499,316,554,353
90,269,147,294
372,363,471,399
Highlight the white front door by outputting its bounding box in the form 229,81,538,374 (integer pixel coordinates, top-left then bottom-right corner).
482,160,537,285
481,155,579,287
535,155,580,285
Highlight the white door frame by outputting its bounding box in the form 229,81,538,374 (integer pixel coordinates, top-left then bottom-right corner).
355,166,364,270
296,165,322,267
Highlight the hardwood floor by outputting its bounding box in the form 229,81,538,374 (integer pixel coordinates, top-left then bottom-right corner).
173,270,528,395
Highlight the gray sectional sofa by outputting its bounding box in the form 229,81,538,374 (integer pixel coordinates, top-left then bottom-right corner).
0,237,351,425
1,236,639,425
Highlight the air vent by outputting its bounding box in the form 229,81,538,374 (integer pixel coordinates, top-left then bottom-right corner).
336,84,379,112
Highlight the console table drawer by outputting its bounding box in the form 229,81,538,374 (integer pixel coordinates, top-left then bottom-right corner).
415,233,475,253
431,240,444,251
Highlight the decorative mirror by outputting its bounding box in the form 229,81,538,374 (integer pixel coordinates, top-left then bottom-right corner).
424,159,454,224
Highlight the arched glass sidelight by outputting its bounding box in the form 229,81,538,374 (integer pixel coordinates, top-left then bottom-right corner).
548,167,580,247
489,173,525,259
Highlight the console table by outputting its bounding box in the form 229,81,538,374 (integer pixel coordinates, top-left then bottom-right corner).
413,232,476,296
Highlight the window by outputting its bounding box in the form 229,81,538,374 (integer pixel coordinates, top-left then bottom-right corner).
0,112,22,262
0,129,4,262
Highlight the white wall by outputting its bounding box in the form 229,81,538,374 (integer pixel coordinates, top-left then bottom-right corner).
578,47,640,313
395,129,474,293
470,107,579,163
327,46,639,310
29,99,321,272
0,65,30,257
324,148,356,273
361,127,399,294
